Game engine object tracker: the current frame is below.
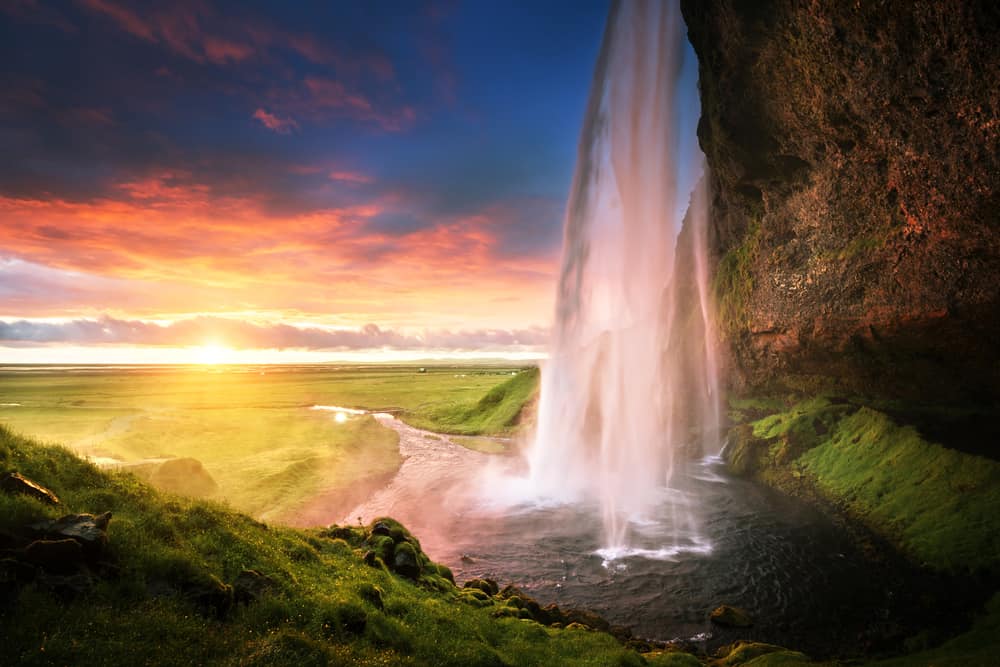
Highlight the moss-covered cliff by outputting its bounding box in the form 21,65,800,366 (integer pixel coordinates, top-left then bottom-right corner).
681,0,1000,403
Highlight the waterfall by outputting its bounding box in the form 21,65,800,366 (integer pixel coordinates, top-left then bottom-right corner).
527,0,720,553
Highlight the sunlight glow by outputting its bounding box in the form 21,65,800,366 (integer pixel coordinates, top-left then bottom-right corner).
193,343,234,365
334,412,348,424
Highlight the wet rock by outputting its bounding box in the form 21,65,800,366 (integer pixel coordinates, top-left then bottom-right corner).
392,541,421,579
22,538,84,573
710,604,754,628
1,471,59,505
30,512,111,558
233,569,275,605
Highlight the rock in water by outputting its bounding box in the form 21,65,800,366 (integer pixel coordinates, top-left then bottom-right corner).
710,604,754,628
0,471,60,505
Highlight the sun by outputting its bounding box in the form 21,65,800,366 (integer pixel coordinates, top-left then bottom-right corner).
193,343,233,365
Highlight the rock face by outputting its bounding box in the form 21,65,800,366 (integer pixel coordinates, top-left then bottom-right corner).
681,1,1000,402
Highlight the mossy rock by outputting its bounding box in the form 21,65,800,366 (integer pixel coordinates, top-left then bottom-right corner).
711,641,808,666
392,541,421,579
710,605,753,628
464,577,499,596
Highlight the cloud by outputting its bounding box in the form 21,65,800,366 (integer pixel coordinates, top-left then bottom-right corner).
78,0,154,41
328,171,373,185
252,108,298,134
0,315,549,351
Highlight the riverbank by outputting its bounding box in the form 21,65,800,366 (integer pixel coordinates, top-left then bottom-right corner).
723,395,1000,664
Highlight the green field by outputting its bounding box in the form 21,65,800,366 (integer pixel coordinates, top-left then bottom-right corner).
0,364,538,523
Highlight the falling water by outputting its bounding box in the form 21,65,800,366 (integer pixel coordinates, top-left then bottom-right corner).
527,0,721,553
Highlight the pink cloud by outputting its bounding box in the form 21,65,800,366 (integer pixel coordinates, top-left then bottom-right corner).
329,171,373,185
203,36,254,63
252,108,298,134
78,0,155,41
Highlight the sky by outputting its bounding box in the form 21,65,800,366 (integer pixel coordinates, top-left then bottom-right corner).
0,0,699,363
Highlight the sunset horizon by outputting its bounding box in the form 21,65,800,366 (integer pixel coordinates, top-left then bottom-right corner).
0,1,630,363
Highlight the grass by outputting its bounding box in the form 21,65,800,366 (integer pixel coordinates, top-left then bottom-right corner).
0,365,538,521
402,368,538,436
0,426,645,666
727,396,1000,574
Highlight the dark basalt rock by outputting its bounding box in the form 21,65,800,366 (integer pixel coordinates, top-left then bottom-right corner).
1,471,60,505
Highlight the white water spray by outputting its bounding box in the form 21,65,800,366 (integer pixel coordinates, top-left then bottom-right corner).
527,0,721,553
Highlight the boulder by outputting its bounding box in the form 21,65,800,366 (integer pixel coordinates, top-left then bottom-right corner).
710,604,754,628
1,471,59,505
392,541,421,579
370,520,392,538
22,538,84,573
563,608,612,632
30,512,111,558
463,577,500,596
147,458,217,498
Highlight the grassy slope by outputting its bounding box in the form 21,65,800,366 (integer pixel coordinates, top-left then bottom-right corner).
732,397,1000,574
402,368,538,436
725,396,1000,666
0,426,642,666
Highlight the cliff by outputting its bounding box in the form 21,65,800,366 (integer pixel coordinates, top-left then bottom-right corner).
681,0,1000,403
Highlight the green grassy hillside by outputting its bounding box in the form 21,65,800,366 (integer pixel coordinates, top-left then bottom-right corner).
402,368,538,435
0,425,647,666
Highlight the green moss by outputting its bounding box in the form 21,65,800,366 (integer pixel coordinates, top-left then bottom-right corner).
711,641,812,666
798,408,1000,573
733,398,1000,574
713,220,761,337
645,651,703,666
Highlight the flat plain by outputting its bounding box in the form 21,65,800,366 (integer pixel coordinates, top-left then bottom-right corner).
0,364,537,522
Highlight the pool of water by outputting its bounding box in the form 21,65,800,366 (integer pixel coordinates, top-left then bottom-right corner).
343,418,971,659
